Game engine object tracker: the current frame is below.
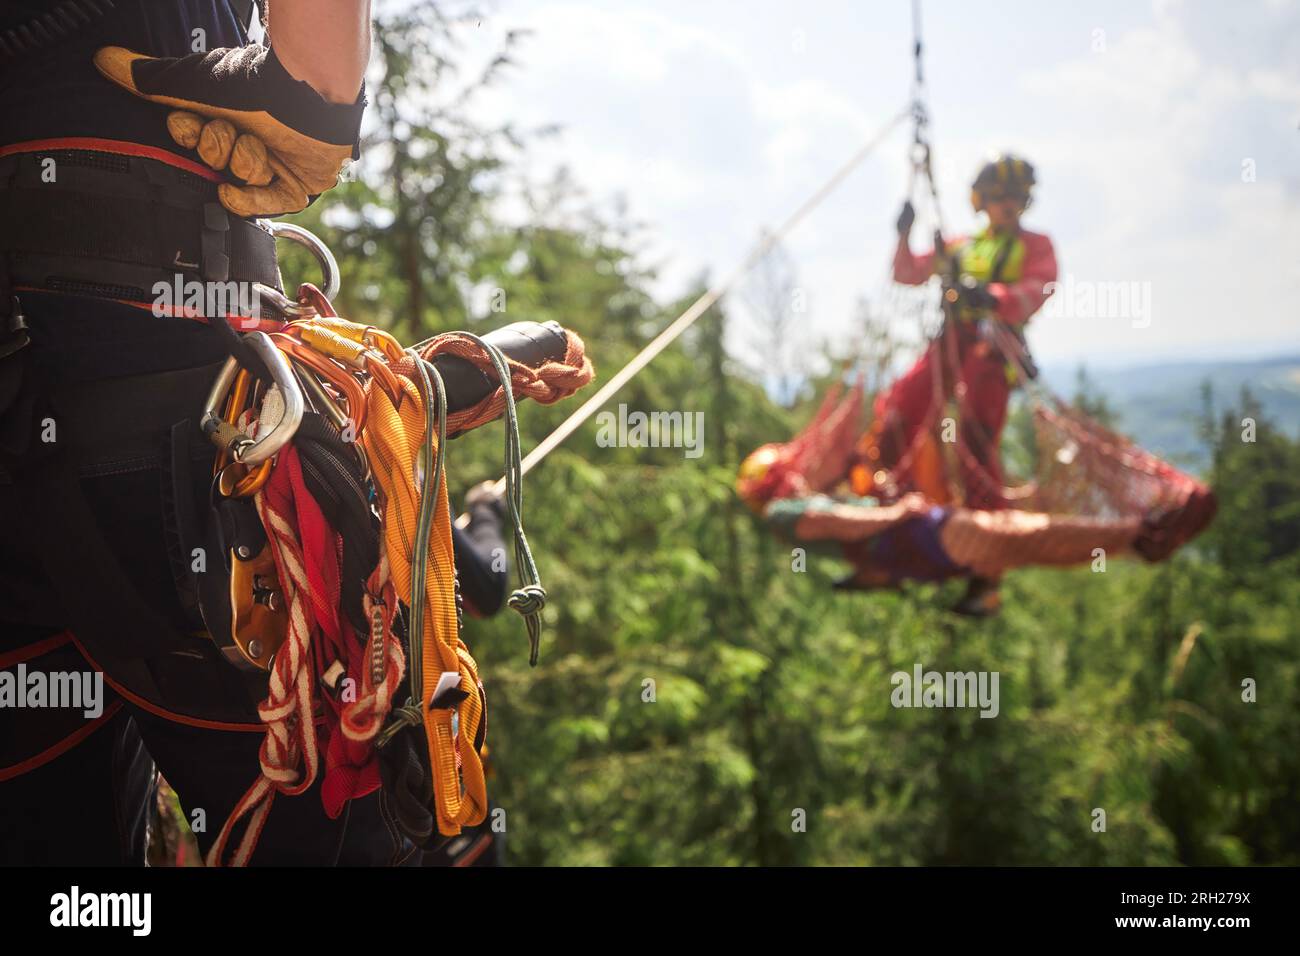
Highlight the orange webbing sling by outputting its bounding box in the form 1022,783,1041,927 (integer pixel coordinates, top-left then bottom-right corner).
363,361,487,834
204,283,593,859
279,301,490,834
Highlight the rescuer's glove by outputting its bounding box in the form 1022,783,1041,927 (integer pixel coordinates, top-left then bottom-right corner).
93,45,364,218
895,199,915,238
951,276,999,314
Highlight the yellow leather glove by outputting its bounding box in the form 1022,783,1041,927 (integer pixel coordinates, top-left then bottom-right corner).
93,44,364,218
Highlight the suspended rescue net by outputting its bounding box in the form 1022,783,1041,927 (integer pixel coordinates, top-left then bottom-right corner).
1022,400,1205,520
739,335,1217,587
856,308,1214,527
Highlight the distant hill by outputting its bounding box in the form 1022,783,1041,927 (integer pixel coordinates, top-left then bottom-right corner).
1040,354,1300,469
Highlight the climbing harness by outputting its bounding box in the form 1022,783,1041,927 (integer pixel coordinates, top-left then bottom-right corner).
0,139,284,316
188,224,593,864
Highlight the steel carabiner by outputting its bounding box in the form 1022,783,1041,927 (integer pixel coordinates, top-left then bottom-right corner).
201,331,306,466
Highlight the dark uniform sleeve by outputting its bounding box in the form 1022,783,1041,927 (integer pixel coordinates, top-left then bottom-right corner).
452,500,509,618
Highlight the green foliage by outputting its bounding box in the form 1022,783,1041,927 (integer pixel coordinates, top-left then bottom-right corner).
287,10,1300,865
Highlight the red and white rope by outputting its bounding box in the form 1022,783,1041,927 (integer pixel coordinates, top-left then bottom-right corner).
206,472,320,868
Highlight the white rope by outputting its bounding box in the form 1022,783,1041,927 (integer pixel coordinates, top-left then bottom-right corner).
484,106,912,495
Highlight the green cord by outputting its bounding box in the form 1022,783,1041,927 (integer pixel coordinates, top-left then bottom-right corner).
375,353,448,756
454,334,548,666
378,335,546,754
408,354,449,712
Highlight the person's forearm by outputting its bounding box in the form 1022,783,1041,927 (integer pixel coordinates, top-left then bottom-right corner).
452,517,509,618
892,237,935,286
270,0,371,104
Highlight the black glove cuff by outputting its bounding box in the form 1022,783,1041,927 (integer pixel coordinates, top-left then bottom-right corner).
262,45,366,153
130,44,366,152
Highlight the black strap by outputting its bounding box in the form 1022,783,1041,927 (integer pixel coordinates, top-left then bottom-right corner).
0,147,281,304
162,417,211,632
986,234,1038,381
989,233,1017,286
293,412,377,636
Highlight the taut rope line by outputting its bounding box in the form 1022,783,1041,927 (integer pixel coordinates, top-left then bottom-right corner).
486,106,912,494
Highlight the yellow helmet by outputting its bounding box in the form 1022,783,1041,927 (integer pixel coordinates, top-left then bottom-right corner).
736,444,790,512
971,153,1036,211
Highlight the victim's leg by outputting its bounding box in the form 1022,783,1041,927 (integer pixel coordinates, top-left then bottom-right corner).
940,508,1142,579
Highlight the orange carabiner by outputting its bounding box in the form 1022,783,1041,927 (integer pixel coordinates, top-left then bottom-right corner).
271,333,370,434
214,368,257,477
217,459,274,498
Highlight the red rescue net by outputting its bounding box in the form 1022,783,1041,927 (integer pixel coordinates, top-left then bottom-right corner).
744,371,1215,565
1020,401,1203,520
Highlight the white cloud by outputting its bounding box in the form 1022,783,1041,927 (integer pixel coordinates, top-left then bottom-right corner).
1008,1,1300,363
457,0,1299,371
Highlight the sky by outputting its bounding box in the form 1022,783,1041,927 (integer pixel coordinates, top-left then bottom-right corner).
453,0,1300,371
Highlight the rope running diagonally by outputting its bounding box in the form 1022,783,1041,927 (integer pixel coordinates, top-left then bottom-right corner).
483,105,913,494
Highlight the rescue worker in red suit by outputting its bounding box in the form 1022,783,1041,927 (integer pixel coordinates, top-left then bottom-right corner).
871,154,1057,614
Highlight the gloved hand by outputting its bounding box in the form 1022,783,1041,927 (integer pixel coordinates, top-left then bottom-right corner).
954,276,999,314
464,479,506,521
93,45,365,218
895,199,915,238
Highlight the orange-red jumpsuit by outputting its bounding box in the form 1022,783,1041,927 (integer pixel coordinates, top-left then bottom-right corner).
875,226,1058,509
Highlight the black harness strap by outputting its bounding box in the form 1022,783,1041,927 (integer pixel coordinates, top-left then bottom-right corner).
293,411,377,636
986,231,1038,382
988,233,1016,286
0,148,281,305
